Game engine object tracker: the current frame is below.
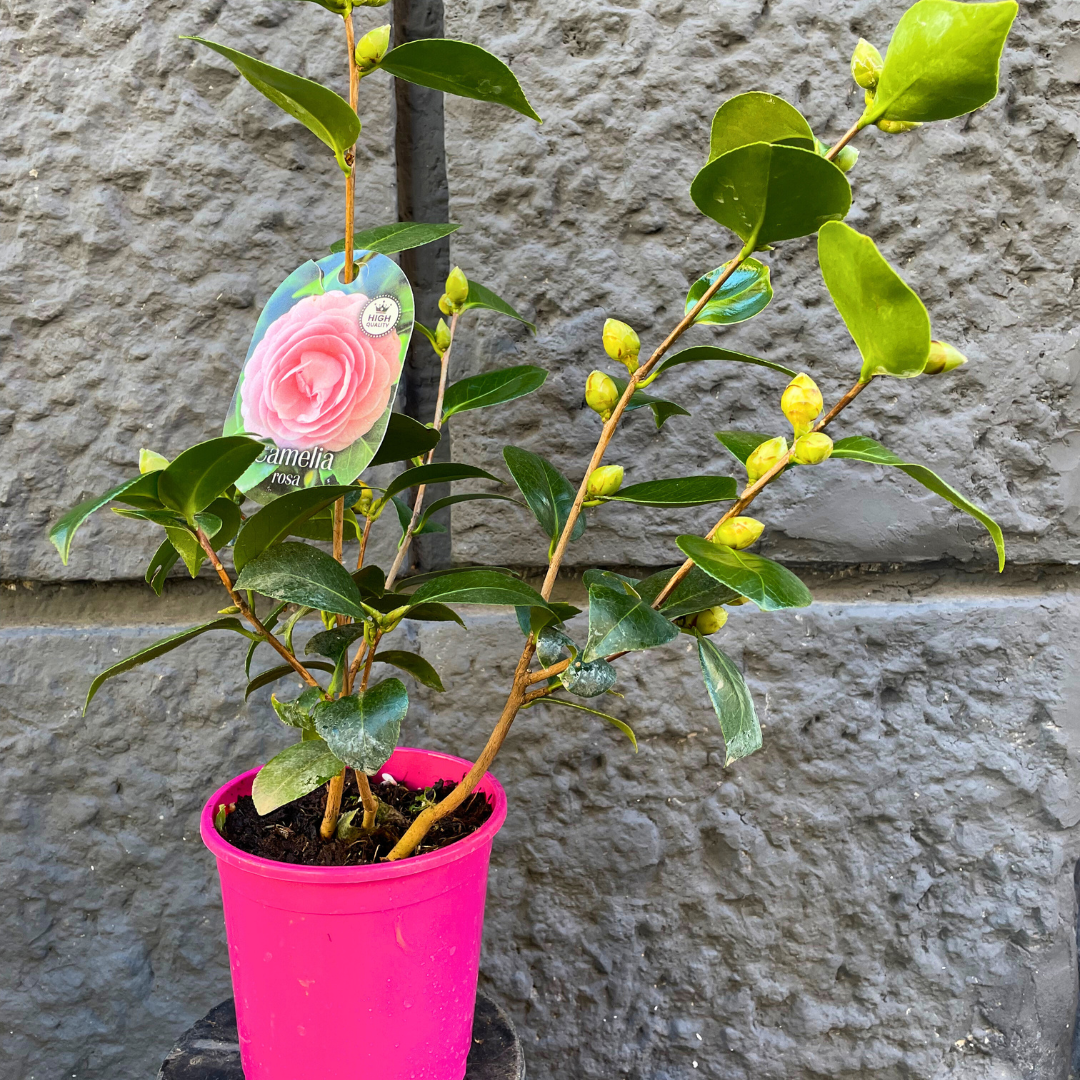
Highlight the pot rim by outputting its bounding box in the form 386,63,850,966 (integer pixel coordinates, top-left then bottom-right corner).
200,745,507,884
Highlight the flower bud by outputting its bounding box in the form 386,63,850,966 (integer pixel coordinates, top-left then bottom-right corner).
602,318,640,374
354,0,391,7
835,144,859,173
876,118,922,134
791,431,834,466
781,373,823,438
585,370,619,421
587,465,624,498
851,39,884,90
445,266,469,306
712,516,765,550
438,293,452,316
354,482,375,517
677,606,728,636
923,340,967,375
745,436,788,484
354,24,390,73
434,318,452,355
139,448,169,473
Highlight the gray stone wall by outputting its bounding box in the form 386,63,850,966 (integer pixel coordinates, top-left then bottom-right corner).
2,1,1079,1080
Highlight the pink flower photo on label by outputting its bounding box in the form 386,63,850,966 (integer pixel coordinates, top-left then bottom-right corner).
240,291,401,452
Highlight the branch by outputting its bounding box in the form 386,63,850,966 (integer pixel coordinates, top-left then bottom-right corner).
825,120,862,162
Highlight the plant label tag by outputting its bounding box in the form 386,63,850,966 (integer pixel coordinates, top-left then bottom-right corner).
224,251,413,503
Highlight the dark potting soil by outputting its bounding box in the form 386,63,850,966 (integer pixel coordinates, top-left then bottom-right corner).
222,773,493,866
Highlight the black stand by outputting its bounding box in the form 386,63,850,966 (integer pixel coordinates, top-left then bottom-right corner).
157,990,525,1079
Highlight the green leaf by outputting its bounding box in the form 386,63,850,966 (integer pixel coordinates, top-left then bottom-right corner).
698,637,761,765
409,568,550,608
636,565,741,621
378,39,541,122
831,435,1005,570
290,506,361,543
515,602,581,636
379,462,501,504
245,661,335,699
818,221,931,381
402,602,466,628
676,536,812,611
531,696,637,751
158,436,265,525
233,484,356,572
49,474,150,565
282,0,350,14
251,739,345,816
374,650,445,692
392,495,447,540
714,430,775,465
460,280,536,332
708,91,815,161
416,492,521,531
145,539,180,596
605,476,738,508
650,345,796,383
582,584,679,663
369,412,441,467
581,569,640,594
442,365,548,420
503,446,585,544
864,0,1018,125
691,142,851,249
353,565,386,598
684,258,773,325
272,686,323,730
165,524,207,578
610,376,690,430
85,618,249,712
235,542,367,619
330,222,461,256
111,470,167,509
394,566,514,591
559,654,617,698
183,37,363,174
305,624,366,662
313,678,408,773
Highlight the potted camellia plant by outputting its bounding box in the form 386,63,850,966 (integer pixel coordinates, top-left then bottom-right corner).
48,1,1018,1077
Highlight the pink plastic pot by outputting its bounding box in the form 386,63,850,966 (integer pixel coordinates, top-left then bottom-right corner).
199,746,507,1080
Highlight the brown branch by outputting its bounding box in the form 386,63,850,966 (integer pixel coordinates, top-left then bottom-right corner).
320,771,346,839
356,514,373,571
825,120,862,162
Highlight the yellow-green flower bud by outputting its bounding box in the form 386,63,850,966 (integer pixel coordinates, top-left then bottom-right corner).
876,118,922,134
438,293,452,316
712,516,765,550
445,266,469,306
851,39,884,91
791,431,834,466
745,436,788,484
585,370,619,422
781,373,823,438
726,596,750,606
835,144,859,173
353,0,390,7
434,318,452,355
354,24,390,73
587,465,624,498
354,482,375,517
602,318,640,374
923,340,968,375
677,606,728,636
139,448,169,473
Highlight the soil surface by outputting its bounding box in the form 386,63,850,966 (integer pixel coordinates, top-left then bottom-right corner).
222,772,493,866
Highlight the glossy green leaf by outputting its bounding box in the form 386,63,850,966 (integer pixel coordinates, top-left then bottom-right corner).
391,494,447,540
676,536,812,611
559,655,618,698
864,0,1018,125
49,474,150,565
374,650,445,692
691,143,851,249
515,602,581,636
409,568,549,608
290,506,361,543
330,222,461,256
650,345,796,383
610,376,690,430
145,538,180,596
271,686,323,730
110,470,168,510
402,602,466,628
531,696,638,751
831,435,1005,570
283,0,350,14
85,618,249,712
313,678,408,773
636,565,741,620
416,492,520,531
461,281,536,332
394,566,514,591
235,542,367,619
378,39,541,122
369,412,441,467
818,221,931,381
158,436,264,524
183,37,362,174
233,485,356,572
708,91,815,161
582,584,679,663
715,430,775,465
244,661,334,700
252,739,345,816
305,624,366,663
442,365,548,420
503,446,586,545
605,476,738,508
379,462,501,504
698,637,761,764
165,524,207,578
684,258,773,325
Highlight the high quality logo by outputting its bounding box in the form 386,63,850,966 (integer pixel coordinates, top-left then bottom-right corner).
360,294,401,337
